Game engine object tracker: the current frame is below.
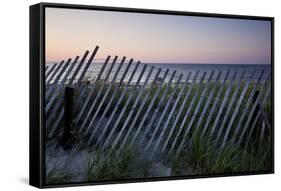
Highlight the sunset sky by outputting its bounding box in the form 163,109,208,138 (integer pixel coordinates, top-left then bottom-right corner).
46,7,271,64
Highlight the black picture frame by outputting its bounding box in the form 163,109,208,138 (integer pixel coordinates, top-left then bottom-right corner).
30,2,274,188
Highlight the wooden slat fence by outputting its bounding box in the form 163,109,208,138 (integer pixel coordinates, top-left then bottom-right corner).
45,47,272,159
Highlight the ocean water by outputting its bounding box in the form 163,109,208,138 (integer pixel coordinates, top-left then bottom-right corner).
46,61,271,84
151,63,271,81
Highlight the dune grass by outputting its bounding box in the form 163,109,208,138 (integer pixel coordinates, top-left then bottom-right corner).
46,78,272,182
45,159,76,184
46,170,74,184
84,145,160,181
166,126,272,175
85,146,137,181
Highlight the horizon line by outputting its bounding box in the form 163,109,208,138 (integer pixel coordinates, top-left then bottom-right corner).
46,59,271,65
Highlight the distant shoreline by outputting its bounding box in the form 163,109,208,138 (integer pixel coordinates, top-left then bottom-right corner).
46,61,271,66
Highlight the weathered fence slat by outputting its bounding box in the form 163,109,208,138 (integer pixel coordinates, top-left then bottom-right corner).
200,70,238,139
60,56,79,84
53,59,71,84
47,53,88,136
85,57,126,138
213,71,255,144
151,72,192,155
236,80,271,147
161,71,200,152
46,58,71,98
77,47,99,84
95,61,140,147
233,74,270,142
46,51,90,118
45,65,49,73
110,65,153,150
68,51,90,85
45,63,57,79
220,70,265,148
48,48,99,137
102,62,144,149
255,88,271,144
145,74,183,152
258,102,271,130
259,121,266,145
167,71,209,154
138,70,177,147
45,56,80,113
120,69,164,148
75,56,111,131
175,71,215,155
127,69,172,148
168,72,207,154
46,56,79,101
89,59,136,145
236,90,271,146
78,56,118,134
189,70,226,141
245,101,271,148
45,58,71,111
209,71,246,140
46,60,64,85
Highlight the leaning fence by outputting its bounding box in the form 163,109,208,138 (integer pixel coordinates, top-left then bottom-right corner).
45,46,272,159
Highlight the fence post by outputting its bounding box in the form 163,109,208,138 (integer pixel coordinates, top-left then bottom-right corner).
61,87,75,149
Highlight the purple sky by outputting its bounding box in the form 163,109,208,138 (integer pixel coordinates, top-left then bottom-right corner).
46,8,271,64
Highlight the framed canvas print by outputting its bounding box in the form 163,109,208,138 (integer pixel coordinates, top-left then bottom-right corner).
29,2,274,188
